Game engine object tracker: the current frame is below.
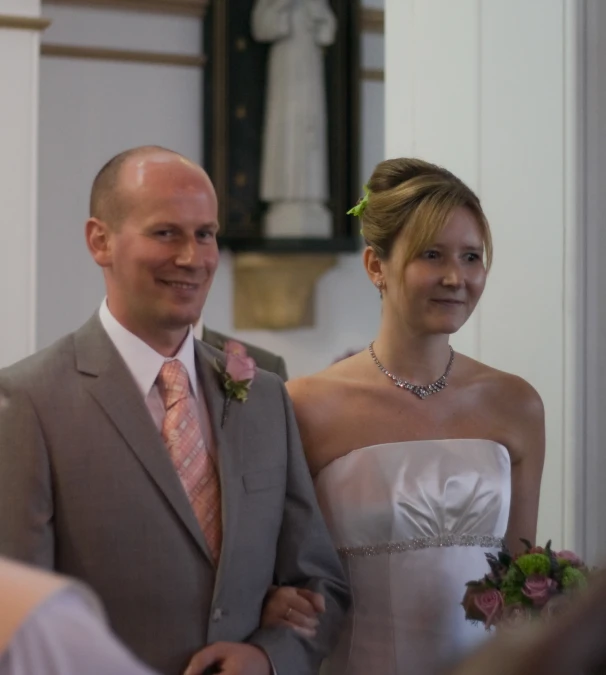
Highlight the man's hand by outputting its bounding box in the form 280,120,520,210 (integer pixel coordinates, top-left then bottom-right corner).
184,642,271,675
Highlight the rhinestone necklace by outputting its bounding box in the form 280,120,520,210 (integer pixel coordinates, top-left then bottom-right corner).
368,342,455,400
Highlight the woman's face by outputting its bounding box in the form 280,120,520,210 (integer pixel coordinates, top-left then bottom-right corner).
382,206,488,336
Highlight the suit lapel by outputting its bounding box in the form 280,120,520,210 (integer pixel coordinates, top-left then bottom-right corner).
74,316,212,562
195,341,243,592
201,326,222,351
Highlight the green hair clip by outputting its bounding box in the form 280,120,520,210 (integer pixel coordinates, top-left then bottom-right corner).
347,184,370,218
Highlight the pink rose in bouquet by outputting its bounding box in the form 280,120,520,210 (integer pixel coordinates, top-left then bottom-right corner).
473,589,503,627
522,575,557,607
557,550,583,567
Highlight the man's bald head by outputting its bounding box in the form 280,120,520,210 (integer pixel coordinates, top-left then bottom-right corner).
89,146,210,228
85,145,219,355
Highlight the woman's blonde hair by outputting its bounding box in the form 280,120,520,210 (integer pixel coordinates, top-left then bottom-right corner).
360,158,492,270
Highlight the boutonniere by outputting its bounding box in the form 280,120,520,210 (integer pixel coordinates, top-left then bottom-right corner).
215,340,256,427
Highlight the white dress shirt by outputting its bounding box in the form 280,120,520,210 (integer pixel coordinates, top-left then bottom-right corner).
0,588,157,675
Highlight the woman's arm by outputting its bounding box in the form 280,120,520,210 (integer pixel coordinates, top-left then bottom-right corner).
501,377,545,555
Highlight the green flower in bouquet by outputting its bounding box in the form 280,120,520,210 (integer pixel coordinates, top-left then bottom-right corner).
561,566,587,590
515,553,551,577
501,588,528,606
500,565,529,606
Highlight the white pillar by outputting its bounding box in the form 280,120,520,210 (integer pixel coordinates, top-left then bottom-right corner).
0,1,46,367
385,0,584,551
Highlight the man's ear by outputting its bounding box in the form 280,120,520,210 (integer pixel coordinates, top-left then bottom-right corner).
85,217,113,268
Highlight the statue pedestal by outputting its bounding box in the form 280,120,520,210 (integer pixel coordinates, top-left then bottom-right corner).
263,201,333,238
233,253,336,329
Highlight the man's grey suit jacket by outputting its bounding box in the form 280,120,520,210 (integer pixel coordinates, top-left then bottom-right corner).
0,315,348,675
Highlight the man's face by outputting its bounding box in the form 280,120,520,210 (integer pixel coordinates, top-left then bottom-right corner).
92,154,220,352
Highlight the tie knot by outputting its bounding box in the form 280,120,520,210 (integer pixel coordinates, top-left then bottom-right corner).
157,360,190,409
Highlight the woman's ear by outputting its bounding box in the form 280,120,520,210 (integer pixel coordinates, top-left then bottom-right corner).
363,245,385,290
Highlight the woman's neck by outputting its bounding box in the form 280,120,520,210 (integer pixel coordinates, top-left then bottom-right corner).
371,320,452,385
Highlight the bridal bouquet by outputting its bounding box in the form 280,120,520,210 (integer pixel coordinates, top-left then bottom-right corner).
462,540,592,629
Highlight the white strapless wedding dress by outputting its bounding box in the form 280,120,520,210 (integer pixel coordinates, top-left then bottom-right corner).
315,439,511,675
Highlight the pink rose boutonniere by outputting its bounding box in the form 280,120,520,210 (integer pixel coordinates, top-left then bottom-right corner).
215,340,256,427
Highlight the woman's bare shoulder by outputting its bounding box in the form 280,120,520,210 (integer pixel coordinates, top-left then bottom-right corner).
286,357,367,452
466,358,543,413
459,355,545,451
287,353,366,403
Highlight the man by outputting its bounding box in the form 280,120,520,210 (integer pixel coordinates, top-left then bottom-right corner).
0,557,155,675
0,146,348,675
201,327,288,381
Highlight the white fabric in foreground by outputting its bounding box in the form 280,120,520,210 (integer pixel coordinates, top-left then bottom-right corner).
0,587,156,675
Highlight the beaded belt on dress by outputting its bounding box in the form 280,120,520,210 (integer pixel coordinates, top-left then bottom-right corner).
337,534,504,558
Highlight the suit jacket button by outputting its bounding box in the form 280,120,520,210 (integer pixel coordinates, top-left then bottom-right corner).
212,608,223,622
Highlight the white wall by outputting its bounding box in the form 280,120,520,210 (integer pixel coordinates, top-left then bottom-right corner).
0,0,42,368
37,2,385,378
2,0,39,14
37,4,203,348
583,0,606,564
385,0,583,552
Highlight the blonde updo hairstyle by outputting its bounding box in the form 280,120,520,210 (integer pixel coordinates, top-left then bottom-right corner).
360,158,492,271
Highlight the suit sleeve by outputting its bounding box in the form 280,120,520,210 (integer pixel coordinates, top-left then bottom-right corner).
0,380,54,568
247,381,350,675
274,356,288,382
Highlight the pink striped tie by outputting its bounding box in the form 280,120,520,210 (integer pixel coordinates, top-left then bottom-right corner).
157,360,222,563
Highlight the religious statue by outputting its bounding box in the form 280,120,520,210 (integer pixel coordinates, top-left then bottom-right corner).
251,0,337,238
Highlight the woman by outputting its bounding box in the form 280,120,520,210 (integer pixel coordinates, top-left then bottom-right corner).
262,158,545,674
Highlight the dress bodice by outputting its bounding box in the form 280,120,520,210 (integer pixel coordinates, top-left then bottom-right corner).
315,439,511,675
